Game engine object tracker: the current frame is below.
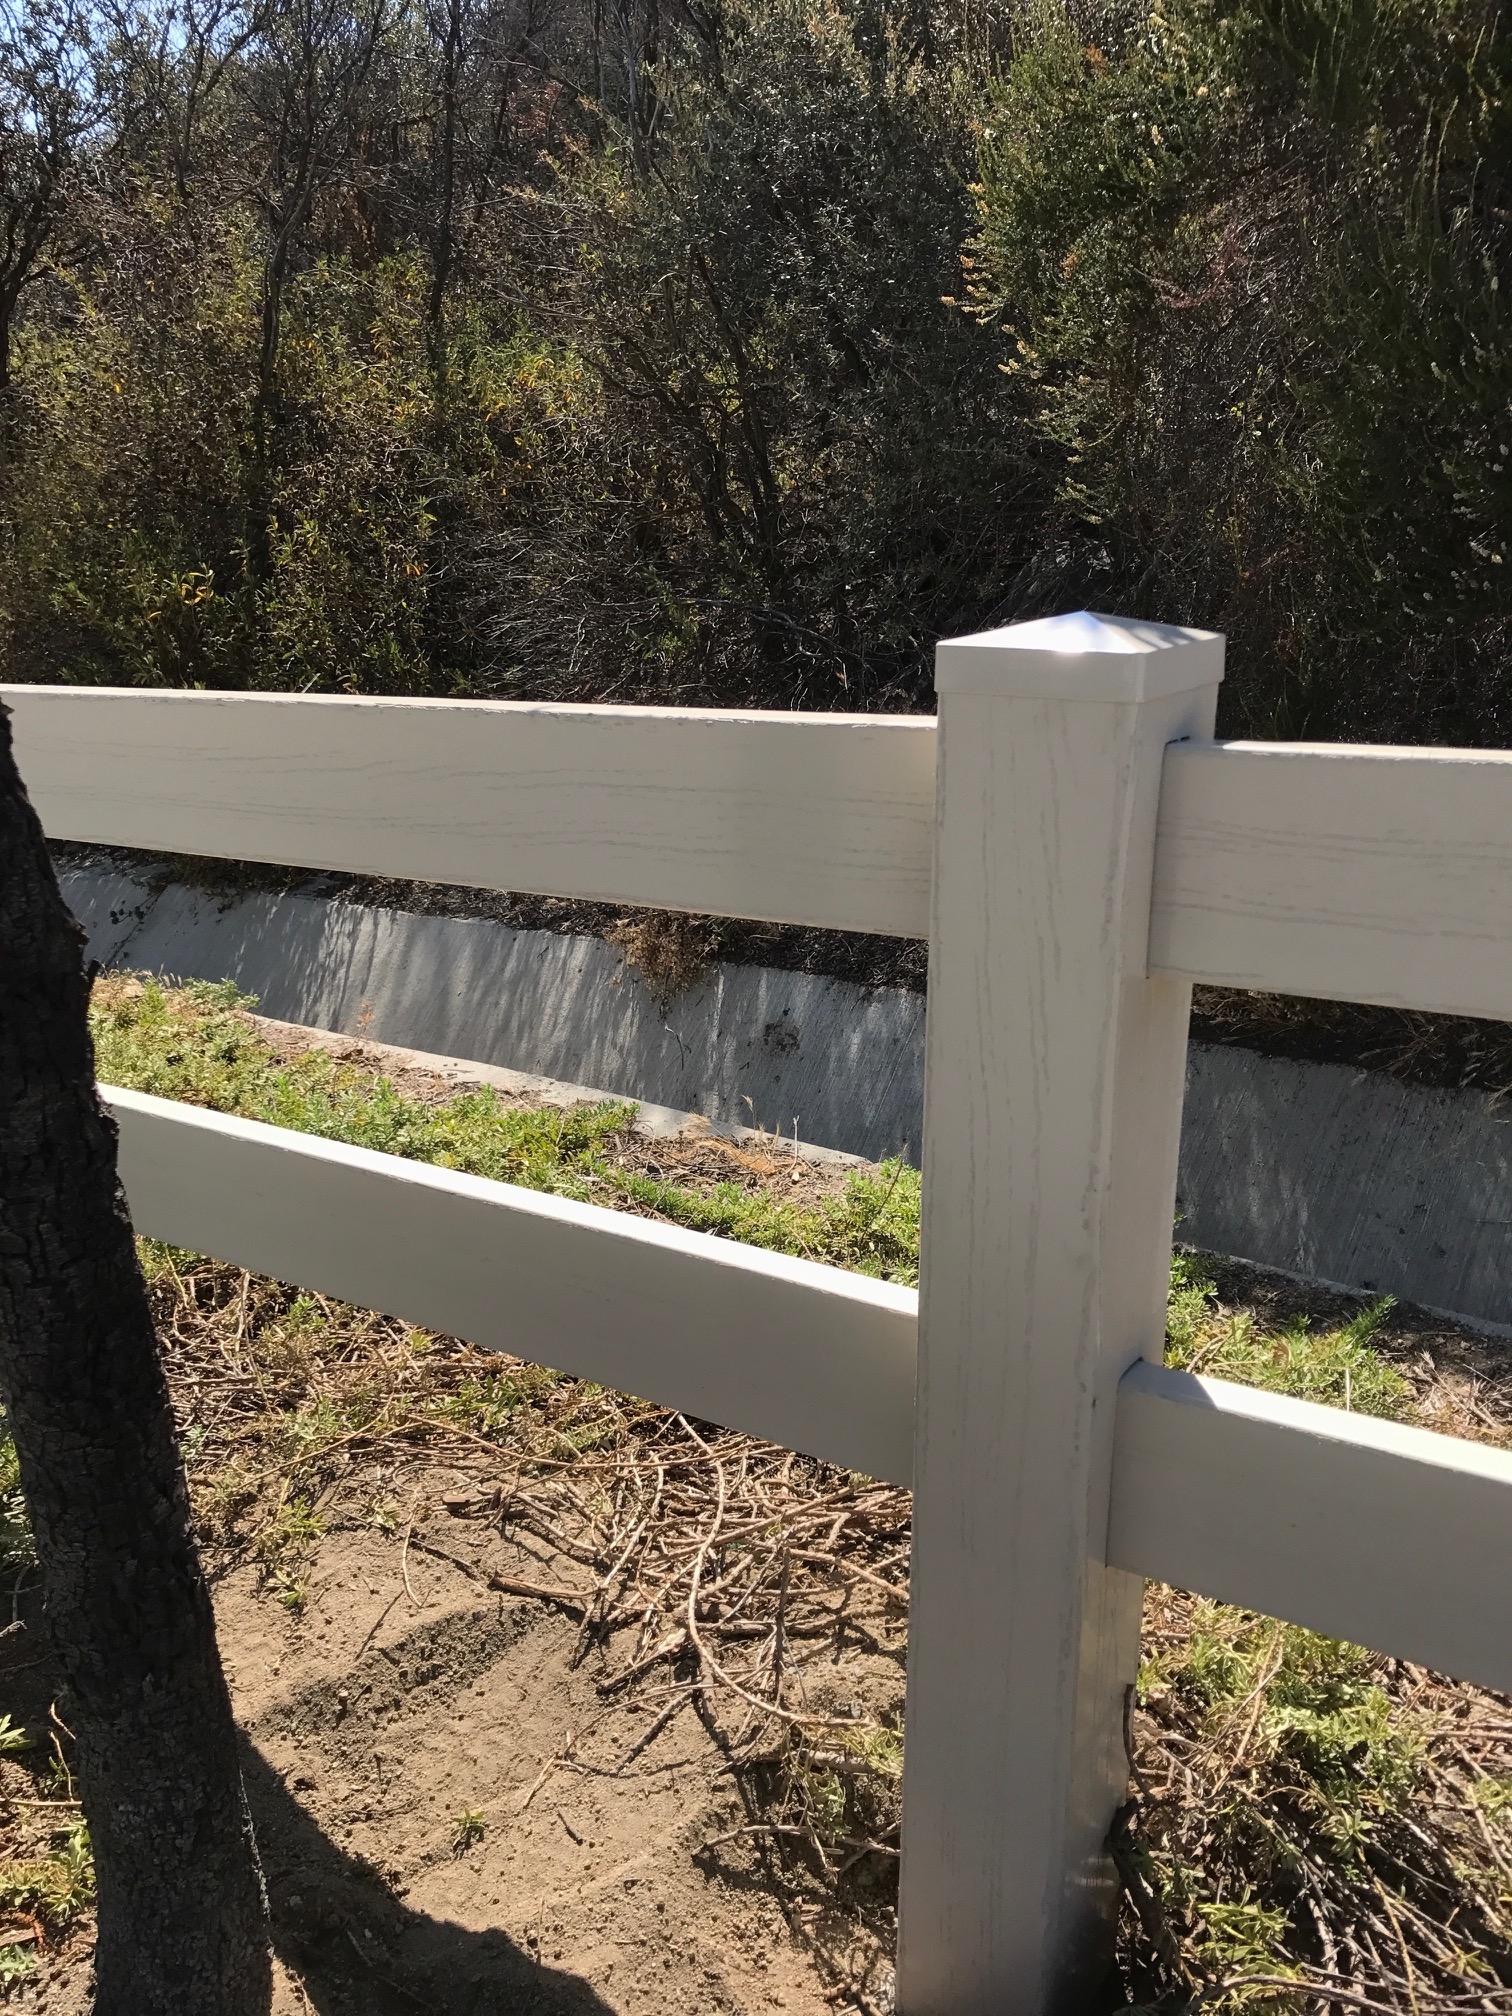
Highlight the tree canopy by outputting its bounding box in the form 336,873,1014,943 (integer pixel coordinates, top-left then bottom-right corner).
1,0,1507,740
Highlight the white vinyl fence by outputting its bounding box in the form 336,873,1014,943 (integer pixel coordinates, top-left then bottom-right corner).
8,610,1512,2015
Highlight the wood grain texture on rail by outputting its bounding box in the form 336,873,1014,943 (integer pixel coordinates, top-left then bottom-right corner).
1151,740,1512,1019
897,618,1222,2014
1110,1360,1512,1695
104,1088,919,1485
3,685,936,938
99,1088,1512,1694
12,688,1512,1016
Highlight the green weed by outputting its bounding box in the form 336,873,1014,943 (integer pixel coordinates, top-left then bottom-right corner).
0,1945,35,1986
254,1497,324,1573
92,977,634,1199
1133,1600,1461,2000
0,1823,95,1932
1166,1259,1408,1419
92,977,925,1285
436,1366,559,1437
747,1718,905,1886
0,1431,34,1575
1474,1774,1512,1822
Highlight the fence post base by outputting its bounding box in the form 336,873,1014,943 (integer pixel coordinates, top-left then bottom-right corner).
896,613,1223,2014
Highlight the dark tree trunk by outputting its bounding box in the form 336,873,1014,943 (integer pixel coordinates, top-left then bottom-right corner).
0,702,271,2016
425,0,463,386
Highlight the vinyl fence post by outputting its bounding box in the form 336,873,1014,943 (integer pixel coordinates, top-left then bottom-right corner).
896,613,1224,2013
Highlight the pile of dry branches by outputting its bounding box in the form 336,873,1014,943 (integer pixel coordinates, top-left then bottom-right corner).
415,1412,911,1886
141,1252,1512,2014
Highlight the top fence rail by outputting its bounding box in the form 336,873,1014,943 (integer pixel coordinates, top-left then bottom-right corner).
8,682,1512,1021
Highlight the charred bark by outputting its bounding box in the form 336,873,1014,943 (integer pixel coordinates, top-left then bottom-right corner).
0,701,271,2015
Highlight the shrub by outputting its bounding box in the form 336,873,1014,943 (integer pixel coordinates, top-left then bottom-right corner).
968,0,1512,742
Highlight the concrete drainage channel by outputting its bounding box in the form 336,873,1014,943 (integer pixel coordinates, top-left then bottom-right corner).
63,856,1512,1333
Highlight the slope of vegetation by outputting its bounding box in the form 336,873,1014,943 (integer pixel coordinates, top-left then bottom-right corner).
2,0,1508,742
90,976,923,1279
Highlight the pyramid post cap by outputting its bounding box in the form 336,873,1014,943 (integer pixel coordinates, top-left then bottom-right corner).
935,611,1224,701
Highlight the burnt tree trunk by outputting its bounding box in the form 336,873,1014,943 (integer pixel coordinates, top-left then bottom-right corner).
0,702,271,2015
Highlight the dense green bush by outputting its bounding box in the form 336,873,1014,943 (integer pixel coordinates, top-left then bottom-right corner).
969,0,1512,741
531,1,1044,708
1,0,1039,709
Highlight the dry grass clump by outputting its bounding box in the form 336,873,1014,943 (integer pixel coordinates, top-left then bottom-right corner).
606,908,717,1004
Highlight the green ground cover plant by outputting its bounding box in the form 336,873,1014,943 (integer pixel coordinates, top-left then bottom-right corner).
91,976,922,1281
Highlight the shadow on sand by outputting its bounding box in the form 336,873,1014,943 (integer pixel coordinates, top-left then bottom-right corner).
0,1609,616,2016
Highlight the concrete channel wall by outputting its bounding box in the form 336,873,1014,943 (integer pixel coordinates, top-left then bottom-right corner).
62,858,1512,1331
